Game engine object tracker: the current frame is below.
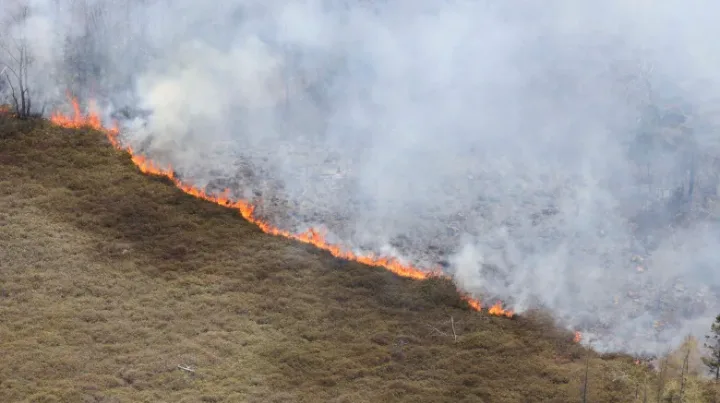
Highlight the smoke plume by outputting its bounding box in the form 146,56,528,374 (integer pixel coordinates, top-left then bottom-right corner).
4,0,720,354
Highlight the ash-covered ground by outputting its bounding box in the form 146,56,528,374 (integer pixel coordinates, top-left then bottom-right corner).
113,17,720,354
128,113,720,355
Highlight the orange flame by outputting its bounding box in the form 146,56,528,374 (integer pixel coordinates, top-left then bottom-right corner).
573,331,582,343
49,95,516,318
487,301,514,318
50,94,113,134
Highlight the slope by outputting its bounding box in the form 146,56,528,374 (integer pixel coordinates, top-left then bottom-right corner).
0,115,655,402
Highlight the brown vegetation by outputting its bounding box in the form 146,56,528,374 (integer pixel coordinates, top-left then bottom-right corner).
0,116,718,402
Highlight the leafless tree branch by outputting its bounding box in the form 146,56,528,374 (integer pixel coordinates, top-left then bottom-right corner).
0,6,34,119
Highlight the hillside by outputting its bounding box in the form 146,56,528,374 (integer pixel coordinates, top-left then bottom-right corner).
0,114,703,402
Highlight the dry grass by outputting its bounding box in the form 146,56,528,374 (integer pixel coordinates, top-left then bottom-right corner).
0,116,700,402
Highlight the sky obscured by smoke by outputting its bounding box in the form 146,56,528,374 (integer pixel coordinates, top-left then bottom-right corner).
5,0,720,354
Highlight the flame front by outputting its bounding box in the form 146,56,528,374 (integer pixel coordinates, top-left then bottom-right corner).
49,95,518,318
573,331,582,343
487,301,514,318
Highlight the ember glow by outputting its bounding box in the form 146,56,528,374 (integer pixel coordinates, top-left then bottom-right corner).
48,96,518,318
574,331,582,343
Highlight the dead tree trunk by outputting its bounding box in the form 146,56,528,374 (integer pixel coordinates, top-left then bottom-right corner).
679,345,690,401
582,351,590,403
656,354,669,403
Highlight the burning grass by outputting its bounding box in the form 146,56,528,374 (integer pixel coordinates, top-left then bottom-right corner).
50,95,516,317
0,112,713,402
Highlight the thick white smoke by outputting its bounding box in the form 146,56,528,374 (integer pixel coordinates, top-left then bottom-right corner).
4,0,720,354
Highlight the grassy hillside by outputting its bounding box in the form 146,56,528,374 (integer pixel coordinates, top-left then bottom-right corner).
0,114,711,402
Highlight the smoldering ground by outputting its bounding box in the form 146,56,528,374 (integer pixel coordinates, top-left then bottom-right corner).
5,0,720,354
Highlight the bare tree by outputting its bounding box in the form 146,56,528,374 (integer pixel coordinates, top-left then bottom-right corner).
0,5,34,118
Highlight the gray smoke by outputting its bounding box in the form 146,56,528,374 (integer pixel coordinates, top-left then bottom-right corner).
4,0,720,354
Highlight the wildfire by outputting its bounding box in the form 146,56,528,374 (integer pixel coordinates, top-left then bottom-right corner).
50,96,110,133
487,301,515,318
49,95,516,318
574,331,582,343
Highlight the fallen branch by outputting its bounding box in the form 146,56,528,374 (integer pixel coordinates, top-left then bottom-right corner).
177,364,196,373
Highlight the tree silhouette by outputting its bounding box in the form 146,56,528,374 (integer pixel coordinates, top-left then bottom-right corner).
703,314,720,381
